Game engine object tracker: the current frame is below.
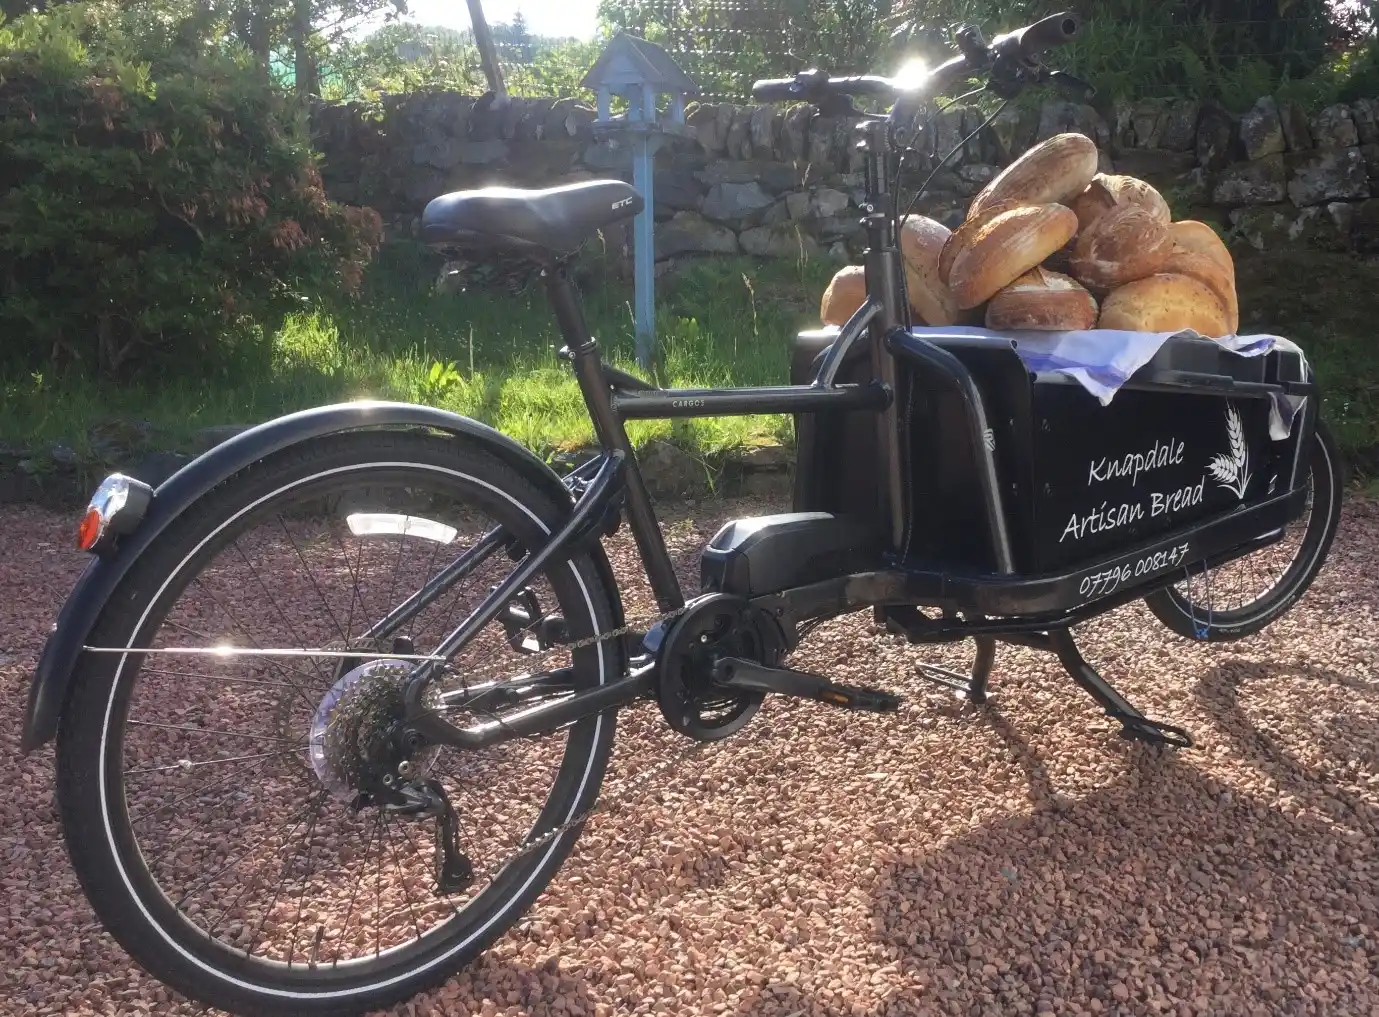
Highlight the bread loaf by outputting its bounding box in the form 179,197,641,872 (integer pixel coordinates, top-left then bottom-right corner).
821,264,867,326
1074,173,1172,231
948,203,1078,310
898,215,961,325
1169,221,1234,274
1069,177,1117,232
1160,248,1238,334
967,133,1099,220
939,198,1022,284
1098,273,1230,337
1165,221,1237,332
1069,203,1173,293
985,267,1098,331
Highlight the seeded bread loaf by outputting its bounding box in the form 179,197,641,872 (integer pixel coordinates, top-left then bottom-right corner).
1098,273,1231,337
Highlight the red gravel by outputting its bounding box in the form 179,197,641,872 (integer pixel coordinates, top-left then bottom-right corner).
2,492,1377,1017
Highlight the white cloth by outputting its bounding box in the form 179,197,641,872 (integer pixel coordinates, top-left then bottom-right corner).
909,326,1308,441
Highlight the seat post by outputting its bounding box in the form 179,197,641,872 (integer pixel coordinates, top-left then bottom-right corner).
545,264,596,353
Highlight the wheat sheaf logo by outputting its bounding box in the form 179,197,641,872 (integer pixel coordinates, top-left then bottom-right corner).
1208,403,1251,500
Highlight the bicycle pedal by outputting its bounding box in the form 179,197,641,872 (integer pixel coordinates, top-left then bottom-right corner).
712,657,901,713
816,682,902,713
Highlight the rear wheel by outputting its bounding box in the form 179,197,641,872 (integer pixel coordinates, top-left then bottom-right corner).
1144,418,1343,642
55,431,622,1017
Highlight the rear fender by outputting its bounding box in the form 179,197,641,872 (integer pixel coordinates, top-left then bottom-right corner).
20,401,625,752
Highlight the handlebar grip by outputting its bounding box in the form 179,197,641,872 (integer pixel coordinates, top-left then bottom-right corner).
751,77,801,102
1014,12,1080,59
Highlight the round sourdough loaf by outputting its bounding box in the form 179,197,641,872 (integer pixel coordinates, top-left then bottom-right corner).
1169,220,1234,274
1097,273,1230,337
1161,247,1238,334
938,198,1023,284
821,264,867,325
1165,221,1237,332
1069,177,1117,232
985,267,1098,331
898,215,961,325
1070,173,1171,232
948,203,1078,310
967,133,1099,220
1069,203,1174,293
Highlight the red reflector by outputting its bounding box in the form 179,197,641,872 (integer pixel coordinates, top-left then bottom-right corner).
77,508,103,551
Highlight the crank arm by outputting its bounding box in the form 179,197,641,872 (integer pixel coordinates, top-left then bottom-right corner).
713,657,900,713
408,662,655,751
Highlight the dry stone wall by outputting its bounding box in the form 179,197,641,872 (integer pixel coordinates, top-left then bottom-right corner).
310,90,1379,261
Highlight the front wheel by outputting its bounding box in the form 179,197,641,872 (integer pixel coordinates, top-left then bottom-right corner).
55,431,623,1017
1143,417,1343,642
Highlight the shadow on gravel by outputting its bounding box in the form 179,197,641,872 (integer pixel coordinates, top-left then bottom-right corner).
858,667,1379,1017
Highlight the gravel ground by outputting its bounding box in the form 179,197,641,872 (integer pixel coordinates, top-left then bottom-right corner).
2,490,1378,1017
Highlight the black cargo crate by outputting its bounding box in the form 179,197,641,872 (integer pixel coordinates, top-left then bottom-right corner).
791,328,1312,578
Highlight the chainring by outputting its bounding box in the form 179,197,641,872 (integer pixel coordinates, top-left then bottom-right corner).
655,593,785,742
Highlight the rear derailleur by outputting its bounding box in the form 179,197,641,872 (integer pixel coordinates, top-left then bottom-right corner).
367,776,474,895
342,764,472,897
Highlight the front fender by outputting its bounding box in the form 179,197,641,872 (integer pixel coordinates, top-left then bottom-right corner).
21,401,624,752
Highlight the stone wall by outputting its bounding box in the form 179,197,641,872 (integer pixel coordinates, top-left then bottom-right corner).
311,90,1379,260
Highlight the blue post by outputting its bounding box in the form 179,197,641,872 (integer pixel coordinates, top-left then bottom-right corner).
580,34,697,371
632,133,656,370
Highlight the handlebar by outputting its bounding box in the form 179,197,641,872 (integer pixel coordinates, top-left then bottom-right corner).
1000,12,1081,62
750,11,1080,105
750,70,897,104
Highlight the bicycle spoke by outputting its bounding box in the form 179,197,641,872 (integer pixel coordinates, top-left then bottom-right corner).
125,748,295,776
277,515,352,653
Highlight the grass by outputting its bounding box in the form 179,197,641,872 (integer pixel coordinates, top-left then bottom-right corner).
5,245,1379,477
0,244,836,465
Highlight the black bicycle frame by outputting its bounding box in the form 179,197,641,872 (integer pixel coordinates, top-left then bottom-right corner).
398,118,916,751
396,107,1313,755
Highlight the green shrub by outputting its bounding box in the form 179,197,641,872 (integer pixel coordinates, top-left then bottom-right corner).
0,5,383,379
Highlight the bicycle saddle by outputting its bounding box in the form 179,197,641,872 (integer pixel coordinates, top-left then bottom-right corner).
421,180,644,256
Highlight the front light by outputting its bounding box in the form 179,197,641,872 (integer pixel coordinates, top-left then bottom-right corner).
76,473,153,553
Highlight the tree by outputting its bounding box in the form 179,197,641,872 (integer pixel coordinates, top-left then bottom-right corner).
508,9,531,59
83,0,411,96
465,0,508,104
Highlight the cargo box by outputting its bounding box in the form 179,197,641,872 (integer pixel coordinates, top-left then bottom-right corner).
792,327,1313,578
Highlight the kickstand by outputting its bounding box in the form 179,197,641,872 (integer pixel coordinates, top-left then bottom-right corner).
1047,628,1194,749
916,636,996,705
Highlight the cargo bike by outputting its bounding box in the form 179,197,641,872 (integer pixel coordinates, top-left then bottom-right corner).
21,12,1342,1017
